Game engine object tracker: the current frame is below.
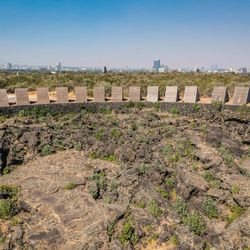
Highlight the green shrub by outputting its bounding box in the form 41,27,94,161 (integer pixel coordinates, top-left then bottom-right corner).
162,145,173,155
89,170,107,199
119,221,139,245
74,142,82,151
182,212,205,235
175,199,187,217
90,170,107,190
88,151,99,159
169,107,180,115
211,100,223,111
135,102,145,109
137,164,149,175
0,184,18,198
100,107,112,115
40,145,55,156
110,128,122,138
153,102,161,111
202,170,215,182
148,201,162,218
227,205,245,224
136,200,146,209
231,185,240,194
169,234,180,245
107,221,116,238
2,166,13,175
165,177,175,189
202,198,218,218
103,155,117,162
0,184,19,220
94,128,105,140
218,146,234,167
0,236,6,244
89,185,99,200
0,199,18,219
122,101,135,109
0,116,7,123
192,103,201,112
109,180,119,192
156,187,169,199
202,171,221,188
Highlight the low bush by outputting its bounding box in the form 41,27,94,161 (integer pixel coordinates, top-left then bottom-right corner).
175,199,187,217
119,220,139,245
40,145,55,156
202,198,218,218
182,212,205,236
148,201,162,218
0,184,19,220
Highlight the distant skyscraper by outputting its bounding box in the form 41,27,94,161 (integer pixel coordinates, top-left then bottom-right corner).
6,63,12,71
56,62,63,72
103,66,107,73
153,59,161,72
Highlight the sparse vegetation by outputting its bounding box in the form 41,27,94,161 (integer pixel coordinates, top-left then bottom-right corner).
231,185,240,194
182,212,205,236
169,107,180,115
227,205,245,224
107,221,116,239
109,180,119,192
156,187,169,199
40,145,55,156
137,164,149,175
0,236,6,244
119,220,139,245
218,146,234,167
74,142,82,151
169,234,180,245
175,198,188,217
110,128,122,138
89,170,107,199
94,128,105,140
0,71,249,98
148,201,162,218
103,154,117,162
136,200,146,209
192,103,201,112
0,184,19,220
2,166,13,175
202,170,221,188
0,86,249,249
165,177,175,189
202,198,218,218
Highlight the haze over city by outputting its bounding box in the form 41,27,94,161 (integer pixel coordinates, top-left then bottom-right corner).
0,0,250,69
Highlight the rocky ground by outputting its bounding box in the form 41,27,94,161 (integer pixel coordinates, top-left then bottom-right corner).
0,105,250,250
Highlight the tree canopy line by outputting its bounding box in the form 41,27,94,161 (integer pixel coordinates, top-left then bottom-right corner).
0,71,249,97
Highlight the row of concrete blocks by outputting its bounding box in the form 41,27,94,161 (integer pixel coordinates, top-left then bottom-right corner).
0,86,249,107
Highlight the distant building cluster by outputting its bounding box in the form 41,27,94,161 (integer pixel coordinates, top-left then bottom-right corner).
0,60,248,74
152,59,169,73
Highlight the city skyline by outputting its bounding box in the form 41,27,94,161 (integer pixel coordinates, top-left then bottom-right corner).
0,0,250,68
1,60,248,74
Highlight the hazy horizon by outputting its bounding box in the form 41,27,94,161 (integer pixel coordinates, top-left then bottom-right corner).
1,0,250,69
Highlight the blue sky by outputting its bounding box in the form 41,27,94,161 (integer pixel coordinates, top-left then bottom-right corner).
0,0,250,68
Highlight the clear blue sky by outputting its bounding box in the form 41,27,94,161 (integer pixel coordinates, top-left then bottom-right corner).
0,0,250,69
